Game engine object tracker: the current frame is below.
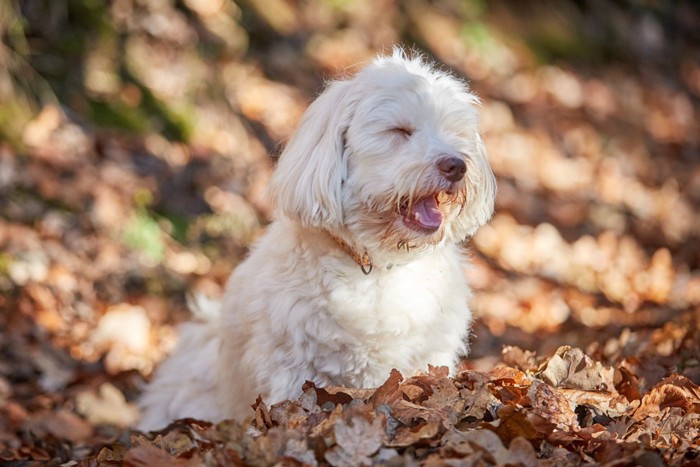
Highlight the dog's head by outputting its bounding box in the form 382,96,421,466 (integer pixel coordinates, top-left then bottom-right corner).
270,49,496,258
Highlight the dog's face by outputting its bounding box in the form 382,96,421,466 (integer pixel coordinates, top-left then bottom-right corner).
271,50,496,256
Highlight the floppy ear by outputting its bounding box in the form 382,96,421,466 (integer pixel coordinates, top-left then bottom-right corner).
456,134,497,239
269,80,356,228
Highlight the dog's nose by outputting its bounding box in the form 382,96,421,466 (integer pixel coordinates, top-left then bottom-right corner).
437,156,466,182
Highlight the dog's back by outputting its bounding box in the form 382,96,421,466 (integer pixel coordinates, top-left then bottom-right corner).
137,306,222,431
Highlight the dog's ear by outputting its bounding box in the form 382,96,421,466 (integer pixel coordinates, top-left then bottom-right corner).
456,134,497,239
269,80,356,228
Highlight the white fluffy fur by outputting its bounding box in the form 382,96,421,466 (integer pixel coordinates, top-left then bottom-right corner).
137,49,496,431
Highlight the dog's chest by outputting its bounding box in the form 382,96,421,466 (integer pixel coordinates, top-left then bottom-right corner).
327,260,466,338
312,260,470,387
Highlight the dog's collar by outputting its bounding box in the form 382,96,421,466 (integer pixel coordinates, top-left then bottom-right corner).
328,234,410,274
329,234,373,275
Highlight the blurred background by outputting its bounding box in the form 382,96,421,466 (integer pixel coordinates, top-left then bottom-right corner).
0,0,699,455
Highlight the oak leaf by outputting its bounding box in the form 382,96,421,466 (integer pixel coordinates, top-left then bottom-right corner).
324,416,384,467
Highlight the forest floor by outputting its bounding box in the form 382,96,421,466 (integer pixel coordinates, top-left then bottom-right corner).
1,0,699,465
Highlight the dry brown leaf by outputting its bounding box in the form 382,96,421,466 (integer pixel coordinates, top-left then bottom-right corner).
487,365,530,385
211,419,258,459
369,369,404,409
323,385,375,401
252,395,272,432
389,420,441,447
269,400,309,430
303,381,354,407
626,409,700,449
22,284,63,333
75,382,140,427
38,409,93,444
427,365,450,378
576,423,610,441
159,429,197,457
246,428,317,466
605,416,636,439
538,346,615,391
390,399,434,425
503,436,540,467
527,380,579,430
422,377,464,412
324,416,384,467
501,346,540,372
96,443,129,463
591,438,626,464
615,364,643,401
559,388,632,419
489,404,540,444
633,374,700,420
123,444,199,467
400,384,425,401
453,428,508,464
457,372,501,420
308,403,344,438
279,435,318,466
386,397,449,448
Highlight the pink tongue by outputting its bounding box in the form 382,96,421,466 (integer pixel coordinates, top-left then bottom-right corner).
410,196,442,230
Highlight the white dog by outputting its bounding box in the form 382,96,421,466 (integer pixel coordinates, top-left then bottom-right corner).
137,49,496,431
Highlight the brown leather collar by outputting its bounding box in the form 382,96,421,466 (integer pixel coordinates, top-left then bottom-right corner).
328,233,373,275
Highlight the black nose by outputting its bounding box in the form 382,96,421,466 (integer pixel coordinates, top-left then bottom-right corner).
437,156,466,182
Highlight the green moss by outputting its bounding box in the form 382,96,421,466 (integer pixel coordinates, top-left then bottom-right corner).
88,100,152,134
526,27,605,65
137,84,195,143
0,102,32,148
157,210,191,245
460,22,497,52
122,208,166,264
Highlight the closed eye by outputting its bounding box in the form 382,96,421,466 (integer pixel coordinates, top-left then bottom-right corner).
389,126,414,138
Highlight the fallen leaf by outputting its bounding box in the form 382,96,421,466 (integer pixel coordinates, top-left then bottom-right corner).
389,419,441,447
489,404,540,444
369,369,404,409
527,380,579,430
91,304,151,353
615,364,643,401
460,385,498,421
633,374,700,420
455,428,508,464
422,377,463,412
501,346,539,372
40,409,93,443
487,365,530,385
400,384,425,402
252,395,272,432
123,444,198,467
303,380,354,407
559,388,632,419
324,416,384,467
503,436,540,467
76,382,140,427
538,346,615,392
96,443,129,463
269,400,313,429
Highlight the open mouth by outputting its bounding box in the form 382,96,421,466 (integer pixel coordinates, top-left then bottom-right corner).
399,191,453,233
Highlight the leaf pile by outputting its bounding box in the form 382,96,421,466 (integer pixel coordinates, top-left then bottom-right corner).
82,342,700,466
